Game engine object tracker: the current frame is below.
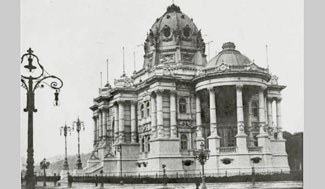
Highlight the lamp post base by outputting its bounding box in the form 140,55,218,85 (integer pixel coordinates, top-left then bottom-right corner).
63,158,69,170
201,177,207,189
76,155,83,170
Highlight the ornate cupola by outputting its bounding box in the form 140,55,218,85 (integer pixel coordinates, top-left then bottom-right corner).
142,4,207,70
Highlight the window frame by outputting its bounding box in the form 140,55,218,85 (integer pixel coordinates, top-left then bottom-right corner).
179,97,187,114
180,134,188,150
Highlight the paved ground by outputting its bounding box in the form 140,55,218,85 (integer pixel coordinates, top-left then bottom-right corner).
21,181,303,189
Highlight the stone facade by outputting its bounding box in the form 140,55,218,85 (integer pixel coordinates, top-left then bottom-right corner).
82,4,289,176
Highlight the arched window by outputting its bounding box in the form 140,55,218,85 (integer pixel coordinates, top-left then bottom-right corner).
252,102,258,117
141,104,145,118
179,97,187,113
146,101,150,117
180,134,188,150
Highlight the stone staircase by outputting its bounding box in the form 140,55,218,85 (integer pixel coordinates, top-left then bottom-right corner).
83,162,103,175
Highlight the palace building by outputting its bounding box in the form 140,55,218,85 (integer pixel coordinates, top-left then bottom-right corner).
83,4,290,176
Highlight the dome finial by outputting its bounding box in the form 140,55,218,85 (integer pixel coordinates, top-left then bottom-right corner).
222,42,236,50
166,3,181,13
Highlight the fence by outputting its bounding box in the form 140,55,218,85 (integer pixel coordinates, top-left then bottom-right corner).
67,170,302,184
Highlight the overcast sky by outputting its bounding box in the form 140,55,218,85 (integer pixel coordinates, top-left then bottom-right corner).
21,0,303,163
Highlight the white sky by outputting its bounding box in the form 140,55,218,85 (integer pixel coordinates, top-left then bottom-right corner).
21,0,304,163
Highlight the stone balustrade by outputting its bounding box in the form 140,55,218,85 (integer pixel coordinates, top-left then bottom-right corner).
217,147,237,153
248,146,263,152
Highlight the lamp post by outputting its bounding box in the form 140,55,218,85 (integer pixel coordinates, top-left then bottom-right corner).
99,170,104,189
162,164,167,186
40,158,50,186
72,117,85,170
21,48,63,188
116,144,122,177
60,124,71,170
194,142,210,189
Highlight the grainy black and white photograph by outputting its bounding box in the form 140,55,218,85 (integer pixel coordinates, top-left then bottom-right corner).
20,0,303,188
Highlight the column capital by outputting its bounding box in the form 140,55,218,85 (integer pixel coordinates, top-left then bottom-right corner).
275,97,282,102
207,86,215,93
117,100,126,105
259,85,267,91
150,91,156,98
155,89,164,94
236,84,243,90
267,96,275,101
99,106,109,111
130,100,137,105
169,90,177,95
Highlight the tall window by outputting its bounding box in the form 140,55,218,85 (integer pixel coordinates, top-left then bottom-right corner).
141,104,145,118
146,101,150,117
180,134,188,150
141,137,145,152
147,136,150,152
179,97,187,113
252,102,258,117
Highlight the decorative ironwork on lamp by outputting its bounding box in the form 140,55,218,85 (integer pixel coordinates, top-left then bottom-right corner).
21,48,63,189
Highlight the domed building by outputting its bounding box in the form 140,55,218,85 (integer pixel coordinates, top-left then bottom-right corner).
83,4,289,176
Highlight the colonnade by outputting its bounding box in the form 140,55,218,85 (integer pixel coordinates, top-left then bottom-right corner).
151,89,178,139
93,101,138,145
195,85,284,150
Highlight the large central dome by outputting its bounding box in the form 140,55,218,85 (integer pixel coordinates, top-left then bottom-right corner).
150,4,199,42
142,4,207,69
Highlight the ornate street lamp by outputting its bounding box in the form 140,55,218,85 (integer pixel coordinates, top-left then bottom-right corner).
116,144,122,177
60,123,71,170
72,117,85,170
40,158,50,186
21,48,63,188
194,142,210,189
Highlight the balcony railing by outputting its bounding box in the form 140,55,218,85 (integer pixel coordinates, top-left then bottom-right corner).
248,146,262,152
217,147,237,153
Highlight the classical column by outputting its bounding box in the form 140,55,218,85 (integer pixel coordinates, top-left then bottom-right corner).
156,90,164,138
267,97,274,138
247,98,255,147
236,84,246,135
257,86,269,152
258,86,267,135
103,110,108,140
118,101,125,143
131,101,137,143
276,97,284,140
195,94,204,149
235,84,247,153
264,96,268,126
113,103,119,143
98,110,103,140
195,95,203,139
170,90,177,138
96,115,100,143
151,93,157,138
93,116,97,145
208,87,218,137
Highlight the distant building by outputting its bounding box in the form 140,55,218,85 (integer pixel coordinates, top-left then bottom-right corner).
83,4,289,176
